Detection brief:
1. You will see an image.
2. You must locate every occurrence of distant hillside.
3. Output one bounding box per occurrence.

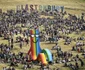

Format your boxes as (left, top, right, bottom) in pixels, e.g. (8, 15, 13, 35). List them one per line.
(0, 0, 85, 14)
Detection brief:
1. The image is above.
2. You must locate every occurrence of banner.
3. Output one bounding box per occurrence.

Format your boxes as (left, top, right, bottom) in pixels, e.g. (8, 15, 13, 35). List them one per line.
(30, 4, 34, 11)
(16, 5, 20, 11)
(43, 5, 48, 11)
(34, 5, 38, 11)
(0, 9, 2, 13)
(61, 6, 64, 12)
(16, 4, 64, 12)
(39, 5, 43, 11)
(55, 6, 60, 12)
(21, 5, 24, 10)
(25, 4, 28, 11)
(48, 5, 51, 11)
(52, 5, 55, 11)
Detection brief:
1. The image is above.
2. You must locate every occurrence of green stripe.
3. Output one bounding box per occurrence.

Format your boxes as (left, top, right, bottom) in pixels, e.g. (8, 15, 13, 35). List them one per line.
(35, 30, 37, 56)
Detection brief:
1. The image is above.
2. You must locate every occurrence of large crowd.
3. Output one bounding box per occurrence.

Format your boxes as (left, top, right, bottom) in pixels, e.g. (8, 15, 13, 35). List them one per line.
(0, 8, 85, 70)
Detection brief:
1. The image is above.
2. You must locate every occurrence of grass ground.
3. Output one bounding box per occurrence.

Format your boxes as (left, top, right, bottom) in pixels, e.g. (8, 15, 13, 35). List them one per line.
(0, 0, 85, 15)
(0, 0, 85, 70)
(0, 25, 85, 70)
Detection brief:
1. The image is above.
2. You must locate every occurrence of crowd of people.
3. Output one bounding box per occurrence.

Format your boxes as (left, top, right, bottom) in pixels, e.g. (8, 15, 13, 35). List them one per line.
(0, 6, 85, 70)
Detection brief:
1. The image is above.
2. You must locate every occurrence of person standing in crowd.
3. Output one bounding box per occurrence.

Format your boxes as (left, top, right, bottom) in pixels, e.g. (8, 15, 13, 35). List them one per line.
(20, 41, 22, 49)
(79, 58, 84, 67)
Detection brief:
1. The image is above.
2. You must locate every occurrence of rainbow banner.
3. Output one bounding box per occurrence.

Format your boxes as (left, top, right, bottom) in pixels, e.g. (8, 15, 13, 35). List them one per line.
(28, 29, 53, 65)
